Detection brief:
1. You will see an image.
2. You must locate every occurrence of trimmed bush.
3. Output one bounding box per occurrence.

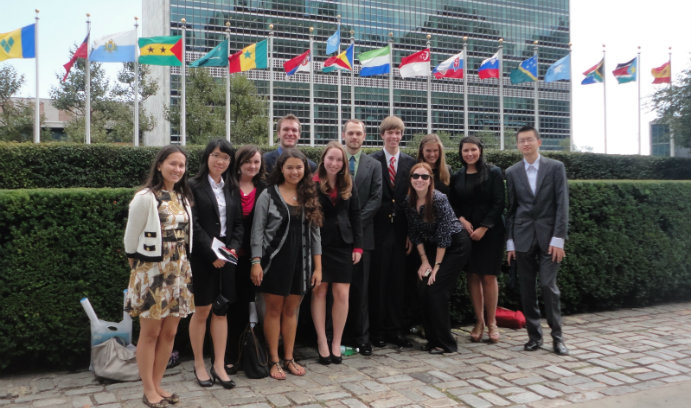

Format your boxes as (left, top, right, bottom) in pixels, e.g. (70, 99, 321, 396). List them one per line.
(1, 143, 689, 189)
(1, 181, 689, 373)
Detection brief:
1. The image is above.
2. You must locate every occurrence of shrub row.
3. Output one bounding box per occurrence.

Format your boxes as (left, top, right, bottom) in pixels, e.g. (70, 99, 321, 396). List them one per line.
(1, 181, 688, 372)
(1, 142, 689, 189)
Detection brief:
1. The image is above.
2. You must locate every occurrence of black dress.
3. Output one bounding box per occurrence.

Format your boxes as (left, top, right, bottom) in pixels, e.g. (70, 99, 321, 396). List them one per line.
(449, 165, 505, 276)
(318, 188, 363, 284)
(259, 204, 305, 296)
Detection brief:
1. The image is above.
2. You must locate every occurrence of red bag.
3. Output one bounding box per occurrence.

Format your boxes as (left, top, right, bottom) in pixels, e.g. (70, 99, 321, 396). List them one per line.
(495, 307, 526, 329)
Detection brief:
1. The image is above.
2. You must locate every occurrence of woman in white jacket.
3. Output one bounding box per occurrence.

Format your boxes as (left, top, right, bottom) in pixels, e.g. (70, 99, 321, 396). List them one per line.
(124, 145, 194, 408)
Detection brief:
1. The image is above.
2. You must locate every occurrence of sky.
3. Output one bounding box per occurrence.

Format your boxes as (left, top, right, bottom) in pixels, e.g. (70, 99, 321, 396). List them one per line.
(2, 0, 690, 155)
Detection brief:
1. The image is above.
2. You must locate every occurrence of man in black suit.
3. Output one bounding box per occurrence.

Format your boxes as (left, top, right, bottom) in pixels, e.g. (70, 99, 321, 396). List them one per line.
(369, 115, 415, 348)
(506, 125, 570, 355)
(263, 114, 316, 174)
(342, 119, 382, 356)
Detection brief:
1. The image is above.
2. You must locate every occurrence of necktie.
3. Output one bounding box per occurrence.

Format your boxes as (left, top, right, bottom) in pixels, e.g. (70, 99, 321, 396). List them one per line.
(349, 156, 356, 176)
(388, 156, 396, 186)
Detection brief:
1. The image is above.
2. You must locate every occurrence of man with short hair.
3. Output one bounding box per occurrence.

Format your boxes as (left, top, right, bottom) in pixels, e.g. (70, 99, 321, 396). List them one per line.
(263, 114, 316, 173)
(342, 119, 382, 356)
(506, 125, 570, 355)
(369, 115, 415, 348)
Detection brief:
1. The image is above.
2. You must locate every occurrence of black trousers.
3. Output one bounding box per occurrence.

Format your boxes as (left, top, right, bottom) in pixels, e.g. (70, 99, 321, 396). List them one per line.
(225, 255, 255, 364)
(516, 239, 563, 342)
(344, 251, 371, 345)
(419, 231, 470, 352)
(370, 223, 407, 339)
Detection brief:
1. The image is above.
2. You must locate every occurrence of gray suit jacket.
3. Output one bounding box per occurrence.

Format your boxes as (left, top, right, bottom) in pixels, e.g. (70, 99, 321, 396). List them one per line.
(352, 153, 382, 251)
(505, 155, 568, 252)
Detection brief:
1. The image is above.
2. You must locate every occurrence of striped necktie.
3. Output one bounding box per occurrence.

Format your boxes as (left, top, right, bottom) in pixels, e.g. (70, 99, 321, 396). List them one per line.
(388, 156, 396, 186)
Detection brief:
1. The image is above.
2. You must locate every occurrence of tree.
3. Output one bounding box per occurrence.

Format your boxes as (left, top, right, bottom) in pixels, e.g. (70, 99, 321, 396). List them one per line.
(166, 70, 268, 145)
(109, 63, 159, 144)
(0, 65, 40, 142)
(650, 67, 691, 149)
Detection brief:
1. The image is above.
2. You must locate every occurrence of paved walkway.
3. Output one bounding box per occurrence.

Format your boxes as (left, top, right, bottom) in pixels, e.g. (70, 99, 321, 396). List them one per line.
(2, 303, 690, 408)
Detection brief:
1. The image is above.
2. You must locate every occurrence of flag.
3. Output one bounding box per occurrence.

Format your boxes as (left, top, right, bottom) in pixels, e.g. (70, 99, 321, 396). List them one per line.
(323, 43, 353, 72)
(433, 50, 464, 79)
(190, 41, 228, 67)
(90, 30, 137, 62)
(326, 27, 340, 55)
(228, 39, 268, 73)
(283, 50, 310, 76)
(358, 45, 390, 77)
(581, 58, 604, 85)
(612, 57, 637, 84)
(478, 52, 500, 79)
(399, 48, 430, 78)
(544, 54, 570, 83)
(651, 61, 671, 84)
(138, 36, 182, 66)
(0, 24, 35, 61)
(510, 55, 538, 84)
(62, 34, 89, 82)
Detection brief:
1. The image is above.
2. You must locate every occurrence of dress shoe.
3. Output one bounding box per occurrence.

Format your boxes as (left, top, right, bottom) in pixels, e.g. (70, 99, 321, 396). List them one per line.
(389, 334, 412, 348)
(162, 393, 180, 405)
(372, 337, 386, 348)
(142, 394, 169, 408)
(523, 338, 543, 351)
(318, 353, 332, 365)
(358, 343, 373, 356)
(553, 340, 570, 355)
(210, 366, 236, 389)
(428, 346, 445, 355)
(330, 353, 343, 364)
(193, 368, 213, 387)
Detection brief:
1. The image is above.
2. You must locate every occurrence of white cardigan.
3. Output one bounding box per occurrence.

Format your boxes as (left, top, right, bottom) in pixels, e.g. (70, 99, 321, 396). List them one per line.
(124, 189, 193, 262)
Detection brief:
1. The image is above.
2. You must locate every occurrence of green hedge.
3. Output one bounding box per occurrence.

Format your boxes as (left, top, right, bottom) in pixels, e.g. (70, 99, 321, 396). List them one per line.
(1, 142, 689, 189)
(1, 181, 689, 373)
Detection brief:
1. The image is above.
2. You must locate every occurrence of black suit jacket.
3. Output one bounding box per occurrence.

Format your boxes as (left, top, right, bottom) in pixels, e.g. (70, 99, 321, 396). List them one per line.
(318, 187, 363, 250)
(370, 150, 415, 237)
(263, 149, 317, 175)
(449, 164, 505, 229)
(352, 153, 382, 250)
(190, 177, 244, 264)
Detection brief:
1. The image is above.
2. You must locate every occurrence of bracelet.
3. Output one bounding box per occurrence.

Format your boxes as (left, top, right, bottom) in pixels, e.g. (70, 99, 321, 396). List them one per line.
(435, 262, 442, 266)
(250, 259, 260, 265)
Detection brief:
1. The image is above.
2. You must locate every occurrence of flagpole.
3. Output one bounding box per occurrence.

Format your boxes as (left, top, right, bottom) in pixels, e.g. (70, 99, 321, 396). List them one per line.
(309, 27, 315, 146)
(463, 36, 468, 138)
(426, 34, 432, 134)
(134, 17, 140, 146)
(498, 38, 504, 150)
(602, 44, 607, 154)
(668, 47, 674, 157)
(180, 18, 187, 146)
(388, 32, 394, 116)
(337, 15, 342, 138)
(33, 9, 40, 144)
(350, 29, 355, 126)
(225, 21, 231, 142)
(84, 14, 91, 144)
(268, 24, 274, 147)
(533, 40, 539, 132)
(637, 45, 641, 155)
(569, 43, 573, 152)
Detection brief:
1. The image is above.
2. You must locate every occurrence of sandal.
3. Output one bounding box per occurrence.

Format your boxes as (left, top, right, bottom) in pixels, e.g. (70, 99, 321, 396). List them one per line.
(488, 324, 500, 343)
(283, 359, 306, 376)
(470, 322, 484, 343)
(269, 361, 286, 380)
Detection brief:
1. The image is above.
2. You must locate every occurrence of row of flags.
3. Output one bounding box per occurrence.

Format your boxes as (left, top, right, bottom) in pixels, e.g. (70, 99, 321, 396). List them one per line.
(581, 57, 671, 85)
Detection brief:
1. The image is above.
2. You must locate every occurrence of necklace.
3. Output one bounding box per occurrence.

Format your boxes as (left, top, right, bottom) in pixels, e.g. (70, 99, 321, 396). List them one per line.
(279, 186, 298, 202)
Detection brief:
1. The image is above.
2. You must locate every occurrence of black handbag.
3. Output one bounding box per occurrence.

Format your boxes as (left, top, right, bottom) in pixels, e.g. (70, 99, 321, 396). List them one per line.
(212, 268, 230, 316)
(238, 324, 269, 379)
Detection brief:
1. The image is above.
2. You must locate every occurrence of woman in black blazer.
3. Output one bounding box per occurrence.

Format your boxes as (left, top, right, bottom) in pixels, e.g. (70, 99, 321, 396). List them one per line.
(449, 136, 505, 344)
(311, 141, 363, 364)
(188, 139, 243, 389)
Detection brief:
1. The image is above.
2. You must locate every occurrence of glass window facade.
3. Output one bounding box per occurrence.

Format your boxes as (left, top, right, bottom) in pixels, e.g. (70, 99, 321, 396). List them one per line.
(163, 0, 571, 149)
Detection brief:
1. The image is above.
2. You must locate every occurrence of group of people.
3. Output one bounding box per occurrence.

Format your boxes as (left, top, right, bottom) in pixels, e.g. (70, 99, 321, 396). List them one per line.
(123, 114, 569, 408)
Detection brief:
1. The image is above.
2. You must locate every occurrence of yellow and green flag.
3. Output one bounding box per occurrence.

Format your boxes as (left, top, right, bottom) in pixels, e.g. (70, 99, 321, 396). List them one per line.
(0, 24, 36, 61)
(228, 39, 267, 73)
(138, 35, 182, 66)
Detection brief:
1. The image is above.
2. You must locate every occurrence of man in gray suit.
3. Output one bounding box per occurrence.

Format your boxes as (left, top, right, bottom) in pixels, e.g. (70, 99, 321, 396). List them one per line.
(506, 125, 569, 355)
(342, 119, 382, 356)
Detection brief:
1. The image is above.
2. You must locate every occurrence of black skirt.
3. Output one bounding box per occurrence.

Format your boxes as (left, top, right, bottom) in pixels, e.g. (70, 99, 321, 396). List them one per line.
(322, 246, 353, 283)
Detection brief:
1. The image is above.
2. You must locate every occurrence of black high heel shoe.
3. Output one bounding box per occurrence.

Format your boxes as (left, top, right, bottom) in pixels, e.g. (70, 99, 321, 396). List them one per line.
(194, 368, 213, 387)
(330, 352, 342, 364)
(318, 353, 332, 365)
(210, 366, 236, 389)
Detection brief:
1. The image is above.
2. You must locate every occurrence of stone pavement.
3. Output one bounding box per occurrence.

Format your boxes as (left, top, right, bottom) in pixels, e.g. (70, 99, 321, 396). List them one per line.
(2, 302, 690, 408)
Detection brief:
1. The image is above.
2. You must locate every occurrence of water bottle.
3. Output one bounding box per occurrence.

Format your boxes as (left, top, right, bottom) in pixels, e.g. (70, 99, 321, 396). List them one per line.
(340, 345, 359, 356)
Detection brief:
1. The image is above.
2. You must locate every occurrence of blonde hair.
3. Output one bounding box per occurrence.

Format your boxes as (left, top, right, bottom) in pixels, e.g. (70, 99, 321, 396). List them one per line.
(317, 141, 353, 200)
(417, 133, 450, 186)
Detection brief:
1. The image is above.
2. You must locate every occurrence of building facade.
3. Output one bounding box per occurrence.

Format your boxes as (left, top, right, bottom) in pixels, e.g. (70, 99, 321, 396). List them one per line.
(144, 0, 571, 149)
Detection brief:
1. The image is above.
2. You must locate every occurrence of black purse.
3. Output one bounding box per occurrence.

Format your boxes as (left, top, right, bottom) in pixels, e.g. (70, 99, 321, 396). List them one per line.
(238, 324, 269, 379)
(212, 268, 230, 316)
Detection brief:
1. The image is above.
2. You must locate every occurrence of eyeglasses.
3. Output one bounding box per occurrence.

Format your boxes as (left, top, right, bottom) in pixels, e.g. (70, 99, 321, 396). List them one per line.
(410, 173, 431, 180)
(211, 153, 231, 162)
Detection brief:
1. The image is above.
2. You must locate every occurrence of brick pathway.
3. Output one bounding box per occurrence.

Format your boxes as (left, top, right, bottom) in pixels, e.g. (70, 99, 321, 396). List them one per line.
(1, 302, 689, 407)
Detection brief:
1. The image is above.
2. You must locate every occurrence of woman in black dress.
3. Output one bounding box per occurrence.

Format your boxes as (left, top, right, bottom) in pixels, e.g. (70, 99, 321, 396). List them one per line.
(406, 162, 471, 354)
(250, 149, 322, 380)
(311, 141, 363, 365)
(449, 136, 505, 343)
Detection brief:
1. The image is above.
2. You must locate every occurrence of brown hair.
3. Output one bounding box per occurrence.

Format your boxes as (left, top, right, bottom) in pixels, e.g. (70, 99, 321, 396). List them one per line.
(407, 162, 435, 223)
(141, 145, 193, 203)
(317, 141, 353, 200)
(417, 133, 450, 186)
(230, 144, 265, 188)
(267, 148, 322, 227)
(276, 113, 301, 134)
(342, 118, 365, 134)
(379, 115, 405, 135)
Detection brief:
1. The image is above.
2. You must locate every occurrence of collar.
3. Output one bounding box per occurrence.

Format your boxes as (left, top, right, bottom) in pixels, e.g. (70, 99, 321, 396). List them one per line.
(208, 174, 225, 189)
(523, 154, 541, 171)
(346, 151, 362, 161)
(384, 149, 400, 164)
